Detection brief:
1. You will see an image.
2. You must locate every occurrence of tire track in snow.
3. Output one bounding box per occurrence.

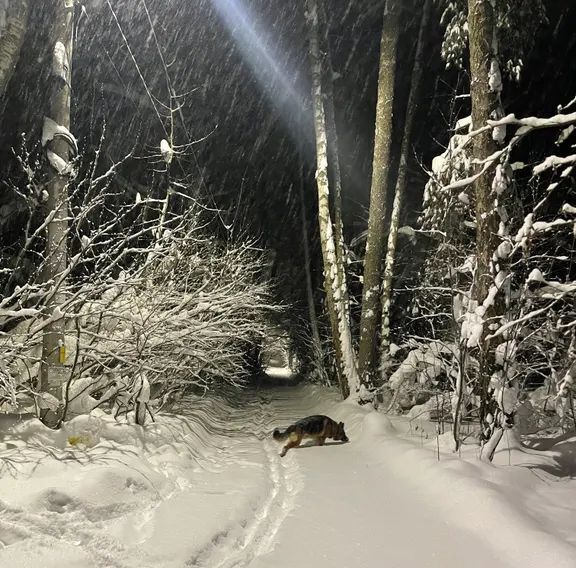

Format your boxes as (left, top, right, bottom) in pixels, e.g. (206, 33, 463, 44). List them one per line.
(252, 440, 302, 559)
(186, 441, 301, 568)
(186, 391, 303, 568)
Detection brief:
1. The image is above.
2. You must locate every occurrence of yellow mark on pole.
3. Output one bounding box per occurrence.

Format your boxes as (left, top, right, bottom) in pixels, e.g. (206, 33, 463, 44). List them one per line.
(59, 344, 66, 364)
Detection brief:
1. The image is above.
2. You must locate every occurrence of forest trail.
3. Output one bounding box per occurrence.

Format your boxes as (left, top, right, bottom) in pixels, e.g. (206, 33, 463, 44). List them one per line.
(180, 384, 575, 568)
(174, 384, 569, 568)
(248, 414, 503, 568)
(1, 384, 575, 568)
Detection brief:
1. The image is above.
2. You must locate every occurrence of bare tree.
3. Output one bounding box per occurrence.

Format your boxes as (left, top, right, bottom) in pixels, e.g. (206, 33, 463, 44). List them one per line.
(380, 0, 432, 372)
(467, 0, 506, 450)
(39, 0, 76, 426)
(318, 1, 351, 332)
(305, 0, 359, 399)
(357, 0, 400, 395)
(297, 150, 322, 353)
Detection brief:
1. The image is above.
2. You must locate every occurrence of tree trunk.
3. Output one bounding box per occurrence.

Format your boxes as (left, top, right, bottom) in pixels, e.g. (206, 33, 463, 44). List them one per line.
(0, 0, 29, 99)
(318, 0, 351, 329)
(305, 0, 359, 400)
(380, 0, 431, 372)
(453, 339, 467, 451)
(467, 0, 500, 434)
(297, 145, 322, 354)
(40, 0, 75, 427)
(357, 0, 400, 395)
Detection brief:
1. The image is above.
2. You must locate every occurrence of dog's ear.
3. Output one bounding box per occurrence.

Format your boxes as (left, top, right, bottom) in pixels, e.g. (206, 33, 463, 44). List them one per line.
(339, 422, 344, 428)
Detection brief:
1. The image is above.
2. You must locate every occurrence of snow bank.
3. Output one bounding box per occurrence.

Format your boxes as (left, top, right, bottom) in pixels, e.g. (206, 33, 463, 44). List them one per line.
(355, 413, 576, 568)
(0, 388, 301, 567)
(290, 393, 576, 568)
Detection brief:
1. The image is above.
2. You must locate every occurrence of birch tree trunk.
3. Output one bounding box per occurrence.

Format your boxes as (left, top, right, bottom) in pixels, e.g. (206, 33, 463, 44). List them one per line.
(0, 0, 29, 99)
(380, 0, 431, 372)
(40, 0, 75, 427)
(305, 0, 359, 400)
(467, 0, 500, 434)
(357, 0, 399, 395)
(318, 0, 351, 328)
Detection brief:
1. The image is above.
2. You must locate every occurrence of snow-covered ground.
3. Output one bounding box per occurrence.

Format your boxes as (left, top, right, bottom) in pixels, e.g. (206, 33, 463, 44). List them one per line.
(1, 383, 575, 568)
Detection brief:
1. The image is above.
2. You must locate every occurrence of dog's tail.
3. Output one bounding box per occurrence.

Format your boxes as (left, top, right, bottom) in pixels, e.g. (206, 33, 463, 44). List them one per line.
(272, 427, 290, 441)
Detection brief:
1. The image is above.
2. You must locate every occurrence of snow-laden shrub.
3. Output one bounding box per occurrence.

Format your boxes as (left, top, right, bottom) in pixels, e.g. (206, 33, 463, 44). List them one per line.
(0, 140, 281, 422)
(77, 234, 279, 393)
(384, 340, 476, 421)
(388, 341, 454, 393)
(402, 105, 576, 449)
(0, 220, 280, 420)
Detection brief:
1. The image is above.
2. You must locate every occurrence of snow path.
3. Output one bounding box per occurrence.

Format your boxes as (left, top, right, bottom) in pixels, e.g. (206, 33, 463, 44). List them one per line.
(251, 435, 502, 568)
(183, 390, 304, 568)
(250, 390, 504, 568)
(1, 384, 575, 568)
(0, 387, 308, 568)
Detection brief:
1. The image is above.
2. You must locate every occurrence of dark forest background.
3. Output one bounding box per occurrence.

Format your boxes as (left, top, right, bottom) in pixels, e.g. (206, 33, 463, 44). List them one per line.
(1, 1, 575, 412)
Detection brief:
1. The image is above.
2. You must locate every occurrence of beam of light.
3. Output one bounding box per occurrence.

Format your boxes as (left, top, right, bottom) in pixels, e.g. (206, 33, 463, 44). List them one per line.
(209, 0, 308, 130)
(211, 0, 366, 204)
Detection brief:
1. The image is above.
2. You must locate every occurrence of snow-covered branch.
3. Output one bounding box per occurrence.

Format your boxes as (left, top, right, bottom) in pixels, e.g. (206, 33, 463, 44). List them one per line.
(0, 143, 281, 421)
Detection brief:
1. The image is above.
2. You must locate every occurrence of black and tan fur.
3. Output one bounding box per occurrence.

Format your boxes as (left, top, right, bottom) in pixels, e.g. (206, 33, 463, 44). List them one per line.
(272, 415, 348, 457)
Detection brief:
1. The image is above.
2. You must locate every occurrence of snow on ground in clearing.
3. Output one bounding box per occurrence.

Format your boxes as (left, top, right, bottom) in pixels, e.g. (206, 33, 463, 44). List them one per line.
(1, 384, 575, 568)
(0, 392, 283, 568)
(262, 365, 295, 379)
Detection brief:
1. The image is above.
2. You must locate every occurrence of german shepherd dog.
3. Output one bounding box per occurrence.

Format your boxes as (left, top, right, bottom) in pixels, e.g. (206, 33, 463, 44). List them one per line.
(272, 415, 349, 457)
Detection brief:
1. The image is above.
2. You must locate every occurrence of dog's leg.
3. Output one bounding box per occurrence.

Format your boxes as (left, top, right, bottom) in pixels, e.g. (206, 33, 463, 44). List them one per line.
(280, 433, 301, 457)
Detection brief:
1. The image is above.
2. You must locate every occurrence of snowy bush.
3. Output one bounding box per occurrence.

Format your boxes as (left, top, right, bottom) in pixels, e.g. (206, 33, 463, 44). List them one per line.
(402, 102, 576, 449)
(0, 142, 281, 423)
